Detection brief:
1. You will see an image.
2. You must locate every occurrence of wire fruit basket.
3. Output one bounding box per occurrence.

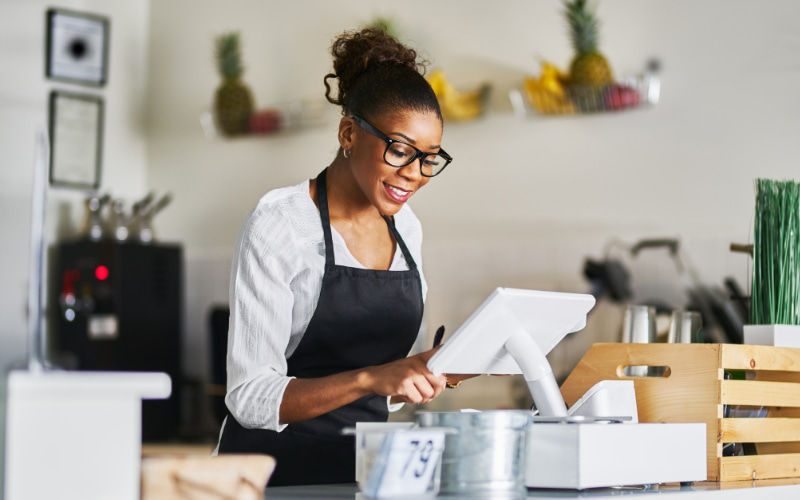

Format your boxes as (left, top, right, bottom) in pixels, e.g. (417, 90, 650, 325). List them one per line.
(510, 74, 660, 117)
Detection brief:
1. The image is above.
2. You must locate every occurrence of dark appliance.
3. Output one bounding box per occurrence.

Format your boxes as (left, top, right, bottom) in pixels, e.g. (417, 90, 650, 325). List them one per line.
(54, 240, 182, 441)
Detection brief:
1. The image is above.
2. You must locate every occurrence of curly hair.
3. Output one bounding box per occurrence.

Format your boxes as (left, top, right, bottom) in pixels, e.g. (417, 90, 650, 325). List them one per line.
(324, 28, 441, 122)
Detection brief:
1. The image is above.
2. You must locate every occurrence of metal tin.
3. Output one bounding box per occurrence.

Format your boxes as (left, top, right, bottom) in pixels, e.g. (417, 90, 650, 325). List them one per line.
(621, 305, 657, 344)
(667, 310, 703, 343)
(416, 411, 531, 497)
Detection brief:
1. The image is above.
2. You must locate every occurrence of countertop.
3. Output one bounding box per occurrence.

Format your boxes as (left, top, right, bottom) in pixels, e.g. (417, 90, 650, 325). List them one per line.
(264, 479, 800, 499)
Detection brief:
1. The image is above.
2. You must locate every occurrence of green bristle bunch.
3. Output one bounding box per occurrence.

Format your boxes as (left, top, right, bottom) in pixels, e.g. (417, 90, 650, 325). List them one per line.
(366, 16, 400, 40)
(215, 32, 244, 81)
(565, 0, 600, 55)
(751, 179, 800, 325)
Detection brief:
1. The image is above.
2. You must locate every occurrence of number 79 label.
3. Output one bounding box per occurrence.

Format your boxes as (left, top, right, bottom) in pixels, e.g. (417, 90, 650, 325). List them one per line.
(363, 430, 446, 498)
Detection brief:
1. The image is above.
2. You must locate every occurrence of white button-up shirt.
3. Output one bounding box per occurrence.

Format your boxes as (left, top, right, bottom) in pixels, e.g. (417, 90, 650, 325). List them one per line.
(223, 179, 427, 435)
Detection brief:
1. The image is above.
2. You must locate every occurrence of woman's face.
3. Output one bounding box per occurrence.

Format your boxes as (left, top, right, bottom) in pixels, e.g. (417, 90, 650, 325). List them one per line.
(346, 110, 443, 216)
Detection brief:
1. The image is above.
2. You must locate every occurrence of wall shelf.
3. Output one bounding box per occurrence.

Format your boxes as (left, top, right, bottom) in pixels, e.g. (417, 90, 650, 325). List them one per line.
(199, 99, 335, 140)
(509, 74, 660, 119)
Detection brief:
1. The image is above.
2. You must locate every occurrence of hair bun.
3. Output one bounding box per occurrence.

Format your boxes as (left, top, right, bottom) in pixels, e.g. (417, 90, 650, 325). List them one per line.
(324, 28, 427, 108)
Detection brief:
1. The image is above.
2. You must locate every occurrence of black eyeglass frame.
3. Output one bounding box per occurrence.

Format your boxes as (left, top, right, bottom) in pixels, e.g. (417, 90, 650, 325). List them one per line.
(348, 114, 452, 177)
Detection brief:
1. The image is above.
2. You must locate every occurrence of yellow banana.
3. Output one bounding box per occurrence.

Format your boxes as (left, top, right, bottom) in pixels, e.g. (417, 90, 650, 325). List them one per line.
(524, 62, 574, 115)
(427, 69, 489, 122)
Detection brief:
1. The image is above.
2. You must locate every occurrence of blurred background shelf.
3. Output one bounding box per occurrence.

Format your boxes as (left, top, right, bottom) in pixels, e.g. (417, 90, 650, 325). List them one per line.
(510, 73, 660, 118)
(200, 99, 335, 140)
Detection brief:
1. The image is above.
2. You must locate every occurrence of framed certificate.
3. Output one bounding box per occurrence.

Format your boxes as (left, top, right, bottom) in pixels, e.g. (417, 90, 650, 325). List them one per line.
(46, 8, 110, 86)
(49, 91, 104, 190)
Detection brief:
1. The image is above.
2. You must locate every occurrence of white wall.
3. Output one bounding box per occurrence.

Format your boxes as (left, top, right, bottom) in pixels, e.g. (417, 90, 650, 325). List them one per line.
(0, 0, 151, 487)
(145, 0, 800, 409)
(147, 0, 800, 247)
(0, 0, 796, 454)
(3, 0, 788, 439)
(0, 0, 151, 366)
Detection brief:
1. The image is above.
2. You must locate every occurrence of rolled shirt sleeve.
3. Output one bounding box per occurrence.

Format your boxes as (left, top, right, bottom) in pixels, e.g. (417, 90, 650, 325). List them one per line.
(225, 203, 300, 432)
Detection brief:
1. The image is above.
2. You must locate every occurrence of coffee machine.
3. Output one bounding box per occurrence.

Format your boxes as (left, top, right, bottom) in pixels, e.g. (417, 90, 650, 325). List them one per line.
(54, 240, 182, 441)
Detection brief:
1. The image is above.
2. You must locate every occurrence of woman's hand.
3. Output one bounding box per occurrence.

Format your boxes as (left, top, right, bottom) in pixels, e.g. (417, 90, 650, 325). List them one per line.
(443, 373, 480, 387)
(362, 349, 446, 404)
(279, 349, 445, 424)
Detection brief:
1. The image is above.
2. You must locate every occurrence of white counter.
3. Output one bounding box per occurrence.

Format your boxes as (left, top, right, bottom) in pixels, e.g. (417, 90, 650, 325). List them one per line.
(264, 479, 800, 499)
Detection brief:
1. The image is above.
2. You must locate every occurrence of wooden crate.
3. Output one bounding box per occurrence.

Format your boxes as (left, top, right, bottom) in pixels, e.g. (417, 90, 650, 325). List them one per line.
(560, 343, 800, 482)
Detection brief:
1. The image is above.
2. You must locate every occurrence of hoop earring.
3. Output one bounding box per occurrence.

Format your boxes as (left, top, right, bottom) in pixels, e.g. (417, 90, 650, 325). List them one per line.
(343, 149, 351, 159)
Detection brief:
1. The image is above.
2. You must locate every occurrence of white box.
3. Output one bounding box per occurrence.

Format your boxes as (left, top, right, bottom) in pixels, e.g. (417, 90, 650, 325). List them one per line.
(4, 370, 171, 500)
(744, 324, 800, 348)
(525, 422, 706, 489)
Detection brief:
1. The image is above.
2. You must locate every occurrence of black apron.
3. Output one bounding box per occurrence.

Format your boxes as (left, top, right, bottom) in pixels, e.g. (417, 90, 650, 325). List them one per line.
(218, 168, 424, 486)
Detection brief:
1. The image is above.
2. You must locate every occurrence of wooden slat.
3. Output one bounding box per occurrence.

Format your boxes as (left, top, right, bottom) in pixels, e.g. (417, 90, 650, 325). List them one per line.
(722, 344, 800, 372)
(561, 343, 722, 408)
(756, 442, 800, 455)
(767, 407, 800, 418)
(721, 453, 800, 481)
(721, 380, 800, 407)
(721, 418, 800, 443)
(756, 370, 800, 383)
(696, 477, 800, 489)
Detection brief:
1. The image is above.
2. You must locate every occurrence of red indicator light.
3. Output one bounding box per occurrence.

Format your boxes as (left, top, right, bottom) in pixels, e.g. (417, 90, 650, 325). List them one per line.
(95, 265, 109, 281)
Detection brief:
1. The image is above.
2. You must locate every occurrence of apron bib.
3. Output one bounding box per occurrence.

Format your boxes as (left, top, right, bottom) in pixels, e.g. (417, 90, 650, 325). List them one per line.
(218, 168, 424, 486)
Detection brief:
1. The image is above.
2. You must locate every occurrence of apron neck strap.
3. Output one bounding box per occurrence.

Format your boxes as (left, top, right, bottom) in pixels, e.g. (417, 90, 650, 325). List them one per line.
(316, 168, 417, 271)
(382, 215, 417, 270)
(315, 169, 336, 268)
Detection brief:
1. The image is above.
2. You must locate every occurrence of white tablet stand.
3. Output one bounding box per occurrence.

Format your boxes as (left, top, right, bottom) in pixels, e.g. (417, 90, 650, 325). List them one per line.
(427, 288, 709, 489)
(427, 288, 595, 417)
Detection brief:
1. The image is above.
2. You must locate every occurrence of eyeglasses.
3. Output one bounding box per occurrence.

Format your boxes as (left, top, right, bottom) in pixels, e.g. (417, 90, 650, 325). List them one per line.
(348, 115, 452, 177)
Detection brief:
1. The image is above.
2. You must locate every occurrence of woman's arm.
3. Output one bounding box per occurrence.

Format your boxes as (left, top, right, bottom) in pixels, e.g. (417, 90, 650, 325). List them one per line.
(279, 348, 445, 424)
(226, 202, 307, 431)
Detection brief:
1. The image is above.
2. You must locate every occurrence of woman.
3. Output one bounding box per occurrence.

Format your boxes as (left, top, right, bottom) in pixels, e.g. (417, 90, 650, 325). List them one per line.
(216, 28, 463, 486)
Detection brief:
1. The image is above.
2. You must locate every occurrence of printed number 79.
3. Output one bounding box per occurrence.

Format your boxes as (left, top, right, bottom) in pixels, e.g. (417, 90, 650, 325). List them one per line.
(402, 439, 435, 478)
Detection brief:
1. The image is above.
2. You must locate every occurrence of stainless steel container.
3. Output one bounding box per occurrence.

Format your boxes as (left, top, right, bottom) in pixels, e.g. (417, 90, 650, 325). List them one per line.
(621, 305, 657, 344)
(667, 310, 703, 343)
(416, 411, 531, 497)
(621, 305, 657, 376)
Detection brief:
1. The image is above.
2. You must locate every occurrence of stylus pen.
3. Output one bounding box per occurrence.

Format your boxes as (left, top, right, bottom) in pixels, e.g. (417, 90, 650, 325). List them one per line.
(432, 325, 445, 348)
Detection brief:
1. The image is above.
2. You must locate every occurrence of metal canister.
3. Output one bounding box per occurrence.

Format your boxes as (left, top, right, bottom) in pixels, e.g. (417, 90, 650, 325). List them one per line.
(416, 411, 531, 497)
(667, 310, 703, 343)
(621, 305, 657, 344)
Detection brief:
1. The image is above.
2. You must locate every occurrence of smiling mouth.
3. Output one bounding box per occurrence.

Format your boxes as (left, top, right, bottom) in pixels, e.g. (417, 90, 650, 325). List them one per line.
(383, 182, 411, 202)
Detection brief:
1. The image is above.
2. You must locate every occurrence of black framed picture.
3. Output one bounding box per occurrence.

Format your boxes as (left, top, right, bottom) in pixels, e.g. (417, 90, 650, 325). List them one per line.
(46, 8, 110, 86)
(49, 91, 104, 190)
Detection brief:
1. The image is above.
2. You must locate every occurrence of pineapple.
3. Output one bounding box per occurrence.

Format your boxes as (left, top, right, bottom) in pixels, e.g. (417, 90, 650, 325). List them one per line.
(367, 16, 400, 40)
(213, 32, 254, 136)
(564, 0, 614, 86)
